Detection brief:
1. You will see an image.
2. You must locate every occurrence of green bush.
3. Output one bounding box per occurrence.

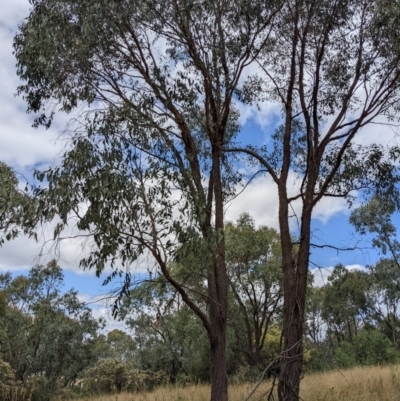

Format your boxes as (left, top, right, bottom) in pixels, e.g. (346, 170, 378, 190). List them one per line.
(303, 344, 335, 373)
(334, 341, 357, 369)
(334, 329, 398, 369)
(0, 359, 29, 401)
(26, 376, 67, 401)
(353, 329, 398, 365)
(81, 358, 167, 395)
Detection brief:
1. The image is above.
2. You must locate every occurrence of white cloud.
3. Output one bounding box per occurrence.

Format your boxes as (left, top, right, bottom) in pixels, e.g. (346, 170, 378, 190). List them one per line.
(225, 173, 350, 230)
(311, 263, 367, 287)
(77, 292, 130, 332)
(225, 175, 281, 229)
(235, 99, 281, 135)
(0, 212, 160, 276)
(313, 197, 350, 224)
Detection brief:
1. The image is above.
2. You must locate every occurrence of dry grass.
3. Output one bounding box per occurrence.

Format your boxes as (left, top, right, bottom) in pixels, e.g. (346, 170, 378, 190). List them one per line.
(302, 365, 400, 401)
(74, 364, 400, 401)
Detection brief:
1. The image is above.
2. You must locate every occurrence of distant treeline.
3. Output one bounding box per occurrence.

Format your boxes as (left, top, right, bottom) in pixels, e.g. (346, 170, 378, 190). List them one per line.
(1, 215, 400, 400)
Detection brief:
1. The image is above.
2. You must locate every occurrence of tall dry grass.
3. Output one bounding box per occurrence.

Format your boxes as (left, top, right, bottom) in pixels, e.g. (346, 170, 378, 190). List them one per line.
(73, 364, 400, 401)
(302, 365, 400, 401)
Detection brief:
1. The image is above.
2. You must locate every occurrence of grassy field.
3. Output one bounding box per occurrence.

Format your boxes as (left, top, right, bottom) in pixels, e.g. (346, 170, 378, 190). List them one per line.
(75, 364, 400, 401)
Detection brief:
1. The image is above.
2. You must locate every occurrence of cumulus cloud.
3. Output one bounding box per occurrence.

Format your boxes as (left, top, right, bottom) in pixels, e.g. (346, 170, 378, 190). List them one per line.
(225, 173, 351, 230)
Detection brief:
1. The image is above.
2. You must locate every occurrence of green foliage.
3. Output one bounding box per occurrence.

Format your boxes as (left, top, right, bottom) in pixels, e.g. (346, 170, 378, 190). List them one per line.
(0, 261, 102, 401)
(0, 162, 36, 245)
(123, 290, 210, 383)
(225, 213, 283, 367)
(322, 265, 371, 344)
(7, 0, 277, 288)
(0, 359, 25, 401)
(334, 341, 357, 369)
(352, 330, 398, 366)
(350, 196, 400, 261)
(303, 343, 335, 373)
(261, 326, 282, 362)
(304, 252, 400, 374)
(349, 197, 400, 345)
(8, 2, 400, 399)
(81, 358, 167, 395)
(334, 330, 398, 369)
(117, 214, 284, 383)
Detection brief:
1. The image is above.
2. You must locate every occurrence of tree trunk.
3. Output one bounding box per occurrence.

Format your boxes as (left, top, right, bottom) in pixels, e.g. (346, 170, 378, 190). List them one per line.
(208, 258, 228, 401)
(278, 275, 305, 401)
(209, 321, 228, 401)
(208, 145, 228, 401)
(278, 203, 311, 401)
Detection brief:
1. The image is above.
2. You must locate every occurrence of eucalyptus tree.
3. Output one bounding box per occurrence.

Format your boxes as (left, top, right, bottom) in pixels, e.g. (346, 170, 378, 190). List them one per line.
(0, 261, 101, 400)
(350, 196, 400, 265)
(9, 1, 283, 400)
(8, 1, 400, 400)
(322, 265, 371, 344)
(350, 195, 400, 346)
(367, 259, 400, 347)
(225, 213, 283, 367)
(223, 1, 400, 398)
(0, 162, 34, 245)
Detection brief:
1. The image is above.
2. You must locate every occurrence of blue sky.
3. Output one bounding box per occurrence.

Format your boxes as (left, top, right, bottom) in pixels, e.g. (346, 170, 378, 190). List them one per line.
(0, 0, 398, 322)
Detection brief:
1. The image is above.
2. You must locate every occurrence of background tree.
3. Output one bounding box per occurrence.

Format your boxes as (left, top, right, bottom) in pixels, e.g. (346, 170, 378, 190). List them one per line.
(369, 259, 400, 347)
(225, 213, 283, 368)
(322, 265, 371, 345)
(118, 213, 285, 383)
(0, 262, 101, 401)
(305, 285, 325, 347)
(105, 329, 137, 362)
(350, 196, 400, 346)
(120, 277, 210, 383)
(350, 196, 400, 265)
(303, 261, 400, 373)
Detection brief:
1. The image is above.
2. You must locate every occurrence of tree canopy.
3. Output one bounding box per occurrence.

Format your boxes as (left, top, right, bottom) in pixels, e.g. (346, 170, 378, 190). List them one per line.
(3, 1, 400, 400)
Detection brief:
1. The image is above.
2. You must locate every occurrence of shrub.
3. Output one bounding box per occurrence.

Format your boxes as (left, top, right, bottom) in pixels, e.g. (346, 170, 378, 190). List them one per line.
(352, 329, 398, 365)
(334, 341, 357, 369)
(81, 358, 167, 395)
(334, 329, 398, 369)
(303, 343, 335, 373)
(0, 359, 29, 401)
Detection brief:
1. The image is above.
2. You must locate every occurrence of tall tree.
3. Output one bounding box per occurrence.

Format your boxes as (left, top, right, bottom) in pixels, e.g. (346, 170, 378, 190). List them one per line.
(350, 196, 400, 346)
(224, 1, 400, 398)
(5, 1, 400, 400)
(8, 2, 283, 400)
